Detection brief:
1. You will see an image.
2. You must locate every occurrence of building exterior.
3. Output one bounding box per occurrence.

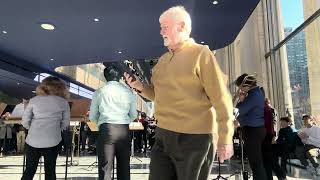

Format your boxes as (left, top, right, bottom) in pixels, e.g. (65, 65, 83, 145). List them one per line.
(284, 28, 310, 128)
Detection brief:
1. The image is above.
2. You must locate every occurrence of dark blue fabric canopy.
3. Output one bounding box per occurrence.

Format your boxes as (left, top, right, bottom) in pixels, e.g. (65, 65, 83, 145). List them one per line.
(0, 0, 260, 98)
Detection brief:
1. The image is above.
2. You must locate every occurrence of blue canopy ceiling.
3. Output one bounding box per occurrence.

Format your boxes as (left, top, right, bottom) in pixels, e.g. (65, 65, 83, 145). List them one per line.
(0, 0, 260, 99)
(0, 0, 260, 72)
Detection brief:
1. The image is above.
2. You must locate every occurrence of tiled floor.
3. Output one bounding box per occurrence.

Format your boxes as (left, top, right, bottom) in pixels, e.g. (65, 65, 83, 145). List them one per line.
(0, 153, 318, 180)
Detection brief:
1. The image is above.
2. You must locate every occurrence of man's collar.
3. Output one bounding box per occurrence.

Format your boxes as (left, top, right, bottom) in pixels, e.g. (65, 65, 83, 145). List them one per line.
(168, 38, 195, 54)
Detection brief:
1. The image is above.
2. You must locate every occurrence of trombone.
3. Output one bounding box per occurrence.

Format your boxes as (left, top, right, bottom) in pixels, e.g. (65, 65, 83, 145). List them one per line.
(232, 74, 257, 105)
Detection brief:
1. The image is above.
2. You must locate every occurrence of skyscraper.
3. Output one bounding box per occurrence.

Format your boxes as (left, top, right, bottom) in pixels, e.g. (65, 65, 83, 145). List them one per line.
(285, 28, 310, 128)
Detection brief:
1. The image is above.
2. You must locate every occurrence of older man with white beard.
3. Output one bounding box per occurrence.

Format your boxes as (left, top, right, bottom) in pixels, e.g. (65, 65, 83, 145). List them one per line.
(124, 6, 234, 180)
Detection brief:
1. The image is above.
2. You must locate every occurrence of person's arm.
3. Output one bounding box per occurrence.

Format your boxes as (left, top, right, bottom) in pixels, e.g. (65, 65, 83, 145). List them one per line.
(298, 128, 309, 140)
(196, 47, 234, 145)
(139, 84, 155, 101)
(89, 91, 100, 124)
(128, 94, 138, 121)
(61, 101, 70, 131)
(123, 72, 155, 101)
(21, 99, 33, 129)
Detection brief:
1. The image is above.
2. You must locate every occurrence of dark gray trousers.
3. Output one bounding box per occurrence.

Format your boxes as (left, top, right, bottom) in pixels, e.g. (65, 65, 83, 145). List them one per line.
(242, 126, 267, 180)
(21, 143, 61, 180)
(97, 123, 130, 180)
(149, 127, 214, 180)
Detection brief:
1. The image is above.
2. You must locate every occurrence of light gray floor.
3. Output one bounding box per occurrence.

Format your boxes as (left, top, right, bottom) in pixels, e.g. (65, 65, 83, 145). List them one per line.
(0, 154, 317, 180)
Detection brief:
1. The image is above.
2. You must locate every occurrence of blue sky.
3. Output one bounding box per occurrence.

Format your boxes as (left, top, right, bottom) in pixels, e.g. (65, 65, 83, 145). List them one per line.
(281, 0, 304, 29)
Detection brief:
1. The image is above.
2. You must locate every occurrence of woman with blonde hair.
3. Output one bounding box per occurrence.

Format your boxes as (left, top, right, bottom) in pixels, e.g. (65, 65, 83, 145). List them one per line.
(21, 76, 70, 180)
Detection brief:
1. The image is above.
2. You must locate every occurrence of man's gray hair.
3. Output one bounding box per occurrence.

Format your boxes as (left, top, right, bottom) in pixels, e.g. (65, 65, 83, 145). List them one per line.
(159, 6, 192, 36)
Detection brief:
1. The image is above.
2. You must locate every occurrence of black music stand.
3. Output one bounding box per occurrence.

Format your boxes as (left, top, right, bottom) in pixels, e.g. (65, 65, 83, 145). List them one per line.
(212, 156, 228, 180)
(228, 129, 250, 180)
(62, 128, 73, 179)
(86, 122, 99, 170)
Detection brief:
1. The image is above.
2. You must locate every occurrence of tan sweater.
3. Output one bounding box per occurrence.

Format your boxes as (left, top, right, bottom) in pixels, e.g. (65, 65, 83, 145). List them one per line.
(141, 39, 234, 144)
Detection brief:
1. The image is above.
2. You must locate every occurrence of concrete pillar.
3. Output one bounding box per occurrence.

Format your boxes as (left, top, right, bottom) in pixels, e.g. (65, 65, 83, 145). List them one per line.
(303, 0, 320, 116)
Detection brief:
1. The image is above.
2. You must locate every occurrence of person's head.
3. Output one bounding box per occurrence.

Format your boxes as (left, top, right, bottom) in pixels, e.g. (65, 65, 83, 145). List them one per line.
(104, 66, 120, 82)
(280, 117, 292, 128)
(235, 73, 257, 92)
(22, 99, 29, 109)
(159, 6, 192, 50)
(302, 114, 314, 128)
(36, 76, 70, 99)
(141, 112, 146, 118)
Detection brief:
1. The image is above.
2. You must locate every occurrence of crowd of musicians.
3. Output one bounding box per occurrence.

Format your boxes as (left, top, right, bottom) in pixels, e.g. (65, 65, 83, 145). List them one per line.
(0, 5, 320, 180)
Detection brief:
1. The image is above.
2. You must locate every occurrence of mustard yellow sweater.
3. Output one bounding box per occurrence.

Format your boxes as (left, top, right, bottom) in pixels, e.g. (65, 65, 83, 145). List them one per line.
(141, 39, 234, 144)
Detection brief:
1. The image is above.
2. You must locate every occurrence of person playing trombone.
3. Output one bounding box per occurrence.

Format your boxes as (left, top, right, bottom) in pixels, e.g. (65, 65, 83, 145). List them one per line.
(235, 73, 267, 180)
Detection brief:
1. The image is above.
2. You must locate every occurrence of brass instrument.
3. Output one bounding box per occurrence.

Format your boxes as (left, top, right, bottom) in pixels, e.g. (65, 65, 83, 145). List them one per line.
(232, 74, 257, 105)
(232, 74, 257, 128)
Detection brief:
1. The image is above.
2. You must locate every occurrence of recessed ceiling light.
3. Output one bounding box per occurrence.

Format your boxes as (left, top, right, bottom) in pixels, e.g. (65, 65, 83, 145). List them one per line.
(50, 58, 54, 61)
(201, 41, 205, 44)
(17, 82, 20, 85)
(2, 31, 7, 34)
(94, 18, 100, 22)
(41, 23, 55, 30)
(118, 51, 122, 54)
(32, 90, 36, 93)
(212, 1, 218, 5)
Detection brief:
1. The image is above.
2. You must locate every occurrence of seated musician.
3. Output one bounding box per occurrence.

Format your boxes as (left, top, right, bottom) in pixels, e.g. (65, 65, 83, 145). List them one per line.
(271, 117, 304, 178)
(0, 112, 14, 155)
(136, 112, 148, 153)
(299, 114, 320, 175)
(147, 116, 157, 149)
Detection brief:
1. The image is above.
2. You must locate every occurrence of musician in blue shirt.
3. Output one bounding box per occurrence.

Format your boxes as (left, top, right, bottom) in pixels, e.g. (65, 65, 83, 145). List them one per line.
(89, 66, 137, 180)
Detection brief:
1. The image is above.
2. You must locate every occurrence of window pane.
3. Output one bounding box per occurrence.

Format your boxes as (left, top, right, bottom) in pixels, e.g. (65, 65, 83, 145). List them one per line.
(280, 0, 320, 40)
(281, 16, 320, 129)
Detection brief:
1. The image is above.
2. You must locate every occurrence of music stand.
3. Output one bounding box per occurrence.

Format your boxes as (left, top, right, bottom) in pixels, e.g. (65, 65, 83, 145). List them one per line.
(228, 129, 250, 180)
(86, 122, 99, 170)
(212, 157, 228, 180)
(63, 128, 72, 180)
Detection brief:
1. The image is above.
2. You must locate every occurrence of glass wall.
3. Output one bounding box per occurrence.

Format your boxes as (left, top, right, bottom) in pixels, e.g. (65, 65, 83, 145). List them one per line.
(55, 63, 106, 90)
(280, 0, 320, 39)
(273, 0, 320, 129)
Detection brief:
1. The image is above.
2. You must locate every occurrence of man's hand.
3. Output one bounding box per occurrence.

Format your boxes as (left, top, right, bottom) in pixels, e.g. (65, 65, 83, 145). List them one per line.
(124, 72, 144, 92)
(217, 144, 234, 163)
